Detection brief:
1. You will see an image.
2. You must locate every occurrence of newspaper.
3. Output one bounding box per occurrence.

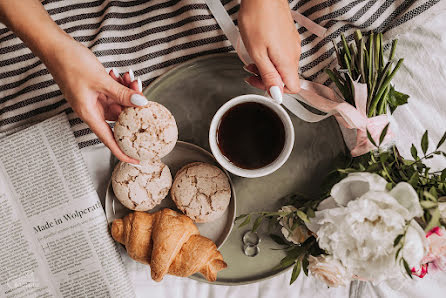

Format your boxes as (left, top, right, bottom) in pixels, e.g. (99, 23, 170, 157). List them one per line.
(0, 114, 135, 298)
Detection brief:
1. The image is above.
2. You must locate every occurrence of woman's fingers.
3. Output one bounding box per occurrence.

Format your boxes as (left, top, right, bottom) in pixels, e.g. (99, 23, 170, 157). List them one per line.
(243, 64, 260, 76)
(252, 53, 284, 102)
(83, 112, 139, 164)
(129, 80, 140, 92)
(245, 76, 297, 94)
(274, 60, 300, 94)
(270, 43, 301, 93)
(244, 51, 301, 94)
(104, 103, 123, 121)
(109, 68, 125, 85)
(122, 72, 132, 86)
(101, 75, 148, 107)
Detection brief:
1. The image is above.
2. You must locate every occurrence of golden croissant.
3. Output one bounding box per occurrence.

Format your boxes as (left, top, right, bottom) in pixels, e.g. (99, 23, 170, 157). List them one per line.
(111, 209, 227, 282)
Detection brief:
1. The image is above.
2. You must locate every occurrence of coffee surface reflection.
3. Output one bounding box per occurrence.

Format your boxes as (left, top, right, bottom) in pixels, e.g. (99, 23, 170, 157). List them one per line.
(217, 102, 285, 169)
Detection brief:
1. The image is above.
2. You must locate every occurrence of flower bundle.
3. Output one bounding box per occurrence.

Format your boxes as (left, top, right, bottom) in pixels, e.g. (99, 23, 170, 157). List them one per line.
(326, 30, 409, 117)
(236, 132, 446, 286)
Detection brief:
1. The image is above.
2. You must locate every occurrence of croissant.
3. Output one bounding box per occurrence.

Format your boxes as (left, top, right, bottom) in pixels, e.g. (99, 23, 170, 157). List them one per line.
(111, 208, 227, 282)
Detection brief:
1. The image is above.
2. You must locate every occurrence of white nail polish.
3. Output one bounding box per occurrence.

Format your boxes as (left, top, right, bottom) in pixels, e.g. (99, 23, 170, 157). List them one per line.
(137, 77, 143, 92)
(269, 86, 283, 104)
(112, 68, 120, 77)
(129, 69, 135, 81)
(130, 94, 148, 106)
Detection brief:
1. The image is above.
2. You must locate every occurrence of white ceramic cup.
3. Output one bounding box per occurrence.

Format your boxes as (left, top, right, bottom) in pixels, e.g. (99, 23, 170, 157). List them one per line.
(209, 94, 295, 178)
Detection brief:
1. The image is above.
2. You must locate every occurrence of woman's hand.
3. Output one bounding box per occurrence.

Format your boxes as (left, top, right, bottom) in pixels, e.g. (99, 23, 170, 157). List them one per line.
(238, 0, 301, 101)
(45, 38, 147, 164)
(0, 0, 148, 164)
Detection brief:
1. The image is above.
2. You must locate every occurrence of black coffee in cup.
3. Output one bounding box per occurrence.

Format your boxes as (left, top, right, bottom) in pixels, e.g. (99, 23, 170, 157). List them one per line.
(216, 102, 286, 169)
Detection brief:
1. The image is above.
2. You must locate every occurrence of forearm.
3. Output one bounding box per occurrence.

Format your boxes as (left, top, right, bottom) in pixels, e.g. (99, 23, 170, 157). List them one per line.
(0, 0, 73, 67)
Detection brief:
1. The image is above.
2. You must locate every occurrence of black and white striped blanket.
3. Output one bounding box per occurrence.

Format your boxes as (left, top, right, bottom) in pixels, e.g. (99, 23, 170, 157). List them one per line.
(0, 0, 441, 148)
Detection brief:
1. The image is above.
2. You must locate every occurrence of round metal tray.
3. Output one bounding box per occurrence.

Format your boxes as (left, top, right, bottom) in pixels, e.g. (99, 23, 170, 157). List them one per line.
(142, 53, 345, 285)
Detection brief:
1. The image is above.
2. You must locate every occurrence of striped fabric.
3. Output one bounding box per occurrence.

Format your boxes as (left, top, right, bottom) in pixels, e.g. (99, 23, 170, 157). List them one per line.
(0, 0, 441, 149)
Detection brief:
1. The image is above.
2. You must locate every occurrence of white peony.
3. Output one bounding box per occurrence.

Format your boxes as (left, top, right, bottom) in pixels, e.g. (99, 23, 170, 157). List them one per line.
(307, 173, 427, 283)
(278, 206, 311, 244)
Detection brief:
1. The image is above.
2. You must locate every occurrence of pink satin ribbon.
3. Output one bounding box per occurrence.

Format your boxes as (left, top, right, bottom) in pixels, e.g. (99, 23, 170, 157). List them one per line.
(206, 0, 391, 157)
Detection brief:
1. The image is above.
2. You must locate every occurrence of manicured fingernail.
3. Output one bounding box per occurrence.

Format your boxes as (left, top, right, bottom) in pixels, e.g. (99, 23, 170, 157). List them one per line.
(137, 77, 143, 92)
(269, 86, 283, 104)
(130, 94, 148, 106)
(129, 69, 135, 81)
(112, 68, 120, 77)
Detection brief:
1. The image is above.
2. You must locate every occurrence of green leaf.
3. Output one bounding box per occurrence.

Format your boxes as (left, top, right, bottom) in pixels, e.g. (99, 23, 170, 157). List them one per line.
(410, 144, 418, 160)
(395, 246, 402, 261)
(402, 258, 413, 279)
(386, 182, 393, 190)
(235, 214, 248, 222)
(387, 85, 409, 113)
(238, 215, 251, 228)
(393, 234, 404, 247)
(420, 200, 438, 209)
(379, 123, 390, 145)
(306, 208, 316, 218)
(429, 187, 438, 198)
(290, 261, 302, 285)
(367, 163, 381, 172)
(423, 191, 437, 202)
(421, 131, 429, 155)
(367, 129, 377, 147)
(270, 234, 287, 246)
(287, 245, 305, 259)
(296, 210, 309, 223)
(302, 257, 309, 276)
(380, 152, 390, 163)
(441, 169, 446, 182)
(252, 216, 263, 232)
(280, 255, 297, 268)
(437, 131, 446, 149)
(425, 208, 441, 232)
(408, 172, 419, 188)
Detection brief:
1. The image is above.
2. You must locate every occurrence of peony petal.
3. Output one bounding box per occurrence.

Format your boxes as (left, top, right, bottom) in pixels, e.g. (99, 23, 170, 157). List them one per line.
(402, 221, 428, 268)
(356, 191, 411, 221)
(389, 182, 423, 219)
(331, 173, 388, 206)
(317, 197, 337, 211)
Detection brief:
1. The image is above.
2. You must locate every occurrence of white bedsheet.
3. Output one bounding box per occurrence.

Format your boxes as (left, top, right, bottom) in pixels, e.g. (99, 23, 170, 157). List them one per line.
(81, 11, 446, 298)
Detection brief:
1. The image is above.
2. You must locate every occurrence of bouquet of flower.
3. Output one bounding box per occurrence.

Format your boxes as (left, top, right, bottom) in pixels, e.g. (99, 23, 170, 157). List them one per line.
(236, 131, 446, 286)
(235, 30, 446, 287)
